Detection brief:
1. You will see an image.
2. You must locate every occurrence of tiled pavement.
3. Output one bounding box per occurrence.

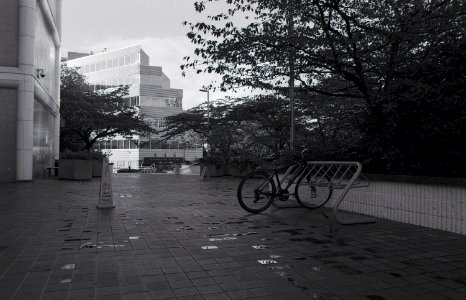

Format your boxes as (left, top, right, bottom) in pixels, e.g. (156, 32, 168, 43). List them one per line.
(0, 173, 465, 300)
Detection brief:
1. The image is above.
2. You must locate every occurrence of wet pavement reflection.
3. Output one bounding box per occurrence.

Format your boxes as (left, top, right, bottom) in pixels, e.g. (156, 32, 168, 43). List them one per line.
(0, 174, 464, 300)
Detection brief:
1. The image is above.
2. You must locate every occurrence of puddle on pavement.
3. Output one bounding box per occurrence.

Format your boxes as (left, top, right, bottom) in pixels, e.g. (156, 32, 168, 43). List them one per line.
(209, 237, 237, 241)
(176, 226, 194, 232)
(129, 236, 141, 240)
(312, 266, 321, 272)
(349, 255, 368, 261)
(201, 246, 218, 250)
(59, 279, 72, 284)
(289, 237, 331, 244)
(80, 242, 125, 249)
(65, 238, 90, 242)
(248, 225, 271, 229)
(258, 259, 277, 265)
(270, 255, 282, 258)
(225, 221, 249, 224)
(365, 248, 377, 253)
(293, 257, 307, 260)
(329, 264, 362, 275)
(272, 229, 304, 235)
(252, 245, 268, 249)
(275, 272, 308, 290)
(389, 272, 402, 277)
(232, 232, 258, 236)
(310, 250, 354, 259)
(204, 233, 230, 237)
(267, 264, 293, 270)
(61, 264, 75, 270)
(366, 295, 386, 300)
(174, 222, 185, 224)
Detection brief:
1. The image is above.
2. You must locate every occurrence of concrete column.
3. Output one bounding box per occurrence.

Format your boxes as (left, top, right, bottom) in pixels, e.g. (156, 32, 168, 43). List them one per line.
(52, 0, 62, 160)
(17, 0, 36, 180)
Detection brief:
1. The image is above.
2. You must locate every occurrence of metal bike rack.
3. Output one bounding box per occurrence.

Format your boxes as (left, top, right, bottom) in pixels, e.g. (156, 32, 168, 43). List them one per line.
(304, 161, 375, 225)
(271, 165, 303, 209)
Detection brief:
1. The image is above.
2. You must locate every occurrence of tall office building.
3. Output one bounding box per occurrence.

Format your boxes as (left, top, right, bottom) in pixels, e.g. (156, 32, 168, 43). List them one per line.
(0, 0, 62, 181)
(67, 45, 202, 169)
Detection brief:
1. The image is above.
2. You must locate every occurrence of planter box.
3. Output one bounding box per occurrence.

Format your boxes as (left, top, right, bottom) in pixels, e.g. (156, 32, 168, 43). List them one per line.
(58, 159, 93, 180)
(92, 160, 103, 177)
(230, 163, 255, 178)
(200, 162, 224, 177)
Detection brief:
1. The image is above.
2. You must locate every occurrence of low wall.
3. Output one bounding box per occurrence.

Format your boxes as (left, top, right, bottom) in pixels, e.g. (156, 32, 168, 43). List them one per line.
(328, 175, 466, 235)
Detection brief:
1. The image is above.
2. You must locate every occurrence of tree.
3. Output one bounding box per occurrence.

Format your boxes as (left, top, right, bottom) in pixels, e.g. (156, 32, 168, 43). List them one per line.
(183, 0, 466, 176)
(60, 63, 153, 151)
(161, 99, 245, 160)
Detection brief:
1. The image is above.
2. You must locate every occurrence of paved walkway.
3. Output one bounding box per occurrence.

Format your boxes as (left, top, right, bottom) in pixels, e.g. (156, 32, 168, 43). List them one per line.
(0, 173, 465, 300)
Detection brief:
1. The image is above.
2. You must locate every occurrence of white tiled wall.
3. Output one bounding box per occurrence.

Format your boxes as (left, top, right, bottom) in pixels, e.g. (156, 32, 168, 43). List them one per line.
(328, 179, 466, 235)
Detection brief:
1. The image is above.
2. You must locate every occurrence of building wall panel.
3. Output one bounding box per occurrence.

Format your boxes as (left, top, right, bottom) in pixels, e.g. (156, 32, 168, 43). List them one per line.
(0, 88, 17, 180)
(0, 0, 18, 67)
(32, 99, 55, 178)
(35, 7, 57, 96)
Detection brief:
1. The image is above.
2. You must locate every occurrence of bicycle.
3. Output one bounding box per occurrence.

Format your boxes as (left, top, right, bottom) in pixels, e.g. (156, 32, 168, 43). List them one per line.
(237, 149, 333, 213)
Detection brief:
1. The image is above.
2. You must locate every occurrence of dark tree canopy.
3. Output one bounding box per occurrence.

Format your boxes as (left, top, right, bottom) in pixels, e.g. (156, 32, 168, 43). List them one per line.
(60, 63, 153, 151)
(181, 0, 466, 177)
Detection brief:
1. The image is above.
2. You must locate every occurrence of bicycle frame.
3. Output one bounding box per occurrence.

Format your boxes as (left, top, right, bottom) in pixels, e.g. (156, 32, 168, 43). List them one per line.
(271, 160, 308, 197)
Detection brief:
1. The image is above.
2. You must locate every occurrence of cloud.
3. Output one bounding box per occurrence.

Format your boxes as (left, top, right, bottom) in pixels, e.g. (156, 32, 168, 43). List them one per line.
(64, 35, 253, 109)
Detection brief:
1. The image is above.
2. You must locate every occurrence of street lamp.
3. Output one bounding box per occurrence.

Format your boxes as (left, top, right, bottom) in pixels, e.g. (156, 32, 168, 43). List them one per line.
(199, 89, 210, 153)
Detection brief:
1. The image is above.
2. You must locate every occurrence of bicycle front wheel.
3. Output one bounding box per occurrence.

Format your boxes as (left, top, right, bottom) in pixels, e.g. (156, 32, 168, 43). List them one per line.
(237, 171, 275, 213)
(295, 176, 332, 209)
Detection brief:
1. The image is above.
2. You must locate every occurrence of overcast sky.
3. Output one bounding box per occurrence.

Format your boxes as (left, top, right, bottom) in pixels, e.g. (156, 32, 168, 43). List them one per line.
(62, 0, 250, 109)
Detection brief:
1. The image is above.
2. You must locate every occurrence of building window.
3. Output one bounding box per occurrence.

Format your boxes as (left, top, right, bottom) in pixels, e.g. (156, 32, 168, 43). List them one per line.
(130, 53, 137, 64)
(113, 58, 118, 68)
(124, 55, 131, 65)
(84, 64, 90, 73)
(139, 141, 149, 149)
(111, 140, 117, 149)
(118, 56, 124, 67)
(124, 140, 129, 149)
(107, 59, 112, 68)
(90, 63, 95, 72)
(130, 140, 138, 149)
(131, 75, 140, 84)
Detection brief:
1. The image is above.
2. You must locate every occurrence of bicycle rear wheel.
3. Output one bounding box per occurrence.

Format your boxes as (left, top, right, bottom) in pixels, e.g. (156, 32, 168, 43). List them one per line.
(295, 176, 332, 209)
(237, 171, 275, 213)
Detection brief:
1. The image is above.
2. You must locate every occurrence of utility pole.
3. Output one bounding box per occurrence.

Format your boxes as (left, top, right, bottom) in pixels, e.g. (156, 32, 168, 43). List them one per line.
(288, 0, 295, 152)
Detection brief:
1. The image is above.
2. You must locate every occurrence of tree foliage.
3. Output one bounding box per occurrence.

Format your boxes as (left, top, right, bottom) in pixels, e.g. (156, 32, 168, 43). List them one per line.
(182, 0, 466, 176)
(60, 63, 153, 151)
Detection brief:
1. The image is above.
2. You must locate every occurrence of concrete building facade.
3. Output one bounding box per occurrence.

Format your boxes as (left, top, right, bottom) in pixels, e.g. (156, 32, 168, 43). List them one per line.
(0, 0, 62, 181)
(67, 45, 202, 170)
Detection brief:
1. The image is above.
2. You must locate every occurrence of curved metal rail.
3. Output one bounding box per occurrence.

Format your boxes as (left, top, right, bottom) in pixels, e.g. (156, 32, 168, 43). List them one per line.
(304, 161, 375, 225)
